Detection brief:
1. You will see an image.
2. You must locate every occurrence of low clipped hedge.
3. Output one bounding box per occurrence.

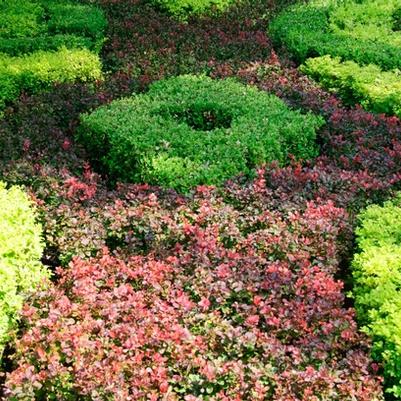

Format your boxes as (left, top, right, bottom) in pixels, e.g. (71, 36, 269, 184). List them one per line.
(353, 196, 401, 398)
(301, 56, 401, 118)
(0, 0, 106, 110)
(0, 182, 48, 359)
(269, 0, 401, 71)
(0, 48, 102, 110)
(149, 0, 234, 20)
(0, 0, 107, 55)
(79, 75, 323, 192)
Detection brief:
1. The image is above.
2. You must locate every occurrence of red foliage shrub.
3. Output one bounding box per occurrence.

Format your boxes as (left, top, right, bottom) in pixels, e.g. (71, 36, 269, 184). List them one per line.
(4, 189, 383, 400)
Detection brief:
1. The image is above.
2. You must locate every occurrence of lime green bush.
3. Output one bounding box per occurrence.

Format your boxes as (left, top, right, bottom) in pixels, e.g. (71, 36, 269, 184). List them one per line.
(269, 0, 401, 71)
(353, 195, 401, 398)
(79, 75, 323, 192)
(0, 182, 48, 359)
(301, 55, 401, 117)
(0, 48, 103, 109)
(0, 0, 107, 55)
(0, 0, 106, 110)
(0, 1, 45, 39)
(150, 0, 235, 20)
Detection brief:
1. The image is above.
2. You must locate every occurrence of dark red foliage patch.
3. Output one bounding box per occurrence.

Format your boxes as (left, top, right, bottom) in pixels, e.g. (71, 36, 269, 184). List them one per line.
(4, 189, 383, 400)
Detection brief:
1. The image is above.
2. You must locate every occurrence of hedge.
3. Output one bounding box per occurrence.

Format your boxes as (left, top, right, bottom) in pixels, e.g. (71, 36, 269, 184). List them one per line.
(0, 182, 48, 360)
(301, 55, 401, 118)
(0, 47, 102, 110)
(269, 0, 401, 71)
(79, 75, 323, 192)
(353, 195, 401, 398)
(150, 0, 234, 20)
(0, 0, 107, 55)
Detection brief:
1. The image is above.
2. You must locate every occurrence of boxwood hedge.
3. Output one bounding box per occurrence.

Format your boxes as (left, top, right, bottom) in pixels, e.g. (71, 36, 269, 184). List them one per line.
(301, 55, 401, 118)
(79, 75, 323, 192)
(0, 182, 48, 360)
(269, 0, 401, 71)
(353, 195, 401, 398)
(149, 0, 234, 20)
(0, 0, 106, 110)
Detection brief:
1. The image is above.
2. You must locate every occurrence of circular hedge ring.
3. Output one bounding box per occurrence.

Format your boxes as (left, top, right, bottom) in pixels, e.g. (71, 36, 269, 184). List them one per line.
(79, 75, 323, 192)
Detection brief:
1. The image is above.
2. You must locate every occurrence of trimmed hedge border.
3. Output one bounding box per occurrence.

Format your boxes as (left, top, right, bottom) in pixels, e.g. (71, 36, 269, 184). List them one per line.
(0, 182, 48, 359)
(301, 56, 401, 118)
(353, 196, 401, 398)
(269, 0, 401, 71)
(79, 75, 323, 192)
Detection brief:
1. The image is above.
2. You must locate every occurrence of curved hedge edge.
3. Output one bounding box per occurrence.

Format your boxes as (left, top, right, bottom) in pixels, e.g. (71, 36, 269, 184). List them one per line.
(353, 195, 401, 398)
(0, 181, 49, 359)
(301, 55, 401, 118)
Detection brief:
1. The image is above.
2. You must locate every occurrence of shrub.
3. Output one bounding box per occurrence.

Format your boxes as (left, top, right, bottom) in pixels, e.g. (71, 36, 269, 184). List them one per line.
(0, 0, 45, 39)
(4, 193, 383, 400)
(0, 182, 48, 360)
(301, 55, 401, 118)
(45, 2, 107, 52)
(0, 48, 102, 109)
(353, 196, 401, 398)
(150, 0, 235, 20)
(0, 0, 107, 55)
(79, 75, 323, 192)
(269, 0, 401, 71)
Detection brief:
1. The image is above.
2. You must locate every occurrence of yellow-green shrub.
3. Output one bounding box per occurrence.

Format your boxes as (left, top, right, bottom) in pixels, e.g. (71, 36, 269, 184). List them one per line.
(0, 182, 48, 359)
(301, 55, 401, 118)
(353, 195, 401, 398)
(0, 47, 102, 109)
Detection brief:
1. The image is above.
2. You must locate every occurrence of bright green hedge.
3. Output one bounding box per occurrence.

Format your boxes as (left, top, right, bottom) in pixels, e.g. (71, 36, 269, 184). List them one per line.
(353, 195, 401, 398)
(150, 0, 235, 20)
(79, 75, 323, 192)
(0, 0, 107, 55)
(0, 48, 103, 109)
(0, 182, 48, 359)
(301, 55, 401, 118)
(0, 0, 106, 110)
(269, 0, 401, 71)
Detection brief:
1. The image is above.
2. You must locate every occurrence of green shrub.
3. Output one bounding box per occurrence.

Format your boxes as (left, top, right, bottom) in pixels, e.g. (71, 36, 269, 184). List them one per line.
(269, 0, 401, 71)
(45, 2, 107, 52)
(0, 47, 103, 109)
(0, 0, 45, 39)
(79, 75, 323, 192)
(0, 34, 94, 57)
(150, 0, 235, 20)
(353, 195, 401, 398)
(0, 182, 48, 359)
(0, 0, 107, 56)
(301, 55, 401, 117)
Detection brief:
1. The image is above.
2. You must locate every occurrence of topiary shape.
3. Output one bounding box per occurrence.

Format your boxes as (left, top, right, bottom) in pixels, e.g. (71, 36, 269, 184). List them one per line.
(79, 75, 323, 192)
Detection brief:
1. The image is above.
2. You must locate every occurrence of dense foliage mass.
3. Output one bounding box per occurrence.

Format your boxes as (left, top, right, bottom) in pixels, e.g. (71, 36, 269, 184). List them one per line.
(353, 197, 401, 398)
(0, 0, 400, 398)
(0, 182, 48, 360)
(150, 0, 234, 20)
(301, 56, 401, 118)
(79, 75, 322, 191)
(270, 0, 401, 117)
(0, 0, 106, 110)
(269, 0, 401, 70)
(0, 48, 102, 110)
(4, 187, 383, 400)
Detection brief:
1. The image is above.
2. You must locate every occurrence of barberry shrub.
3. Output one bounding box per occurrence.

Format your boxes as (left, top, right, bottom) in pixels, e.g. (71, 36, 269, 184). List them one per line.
(0, 182, 48, 360)
(4, 188, 384, 400)
(353, 195, 401, 398)
(79, 75, 323, 192)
